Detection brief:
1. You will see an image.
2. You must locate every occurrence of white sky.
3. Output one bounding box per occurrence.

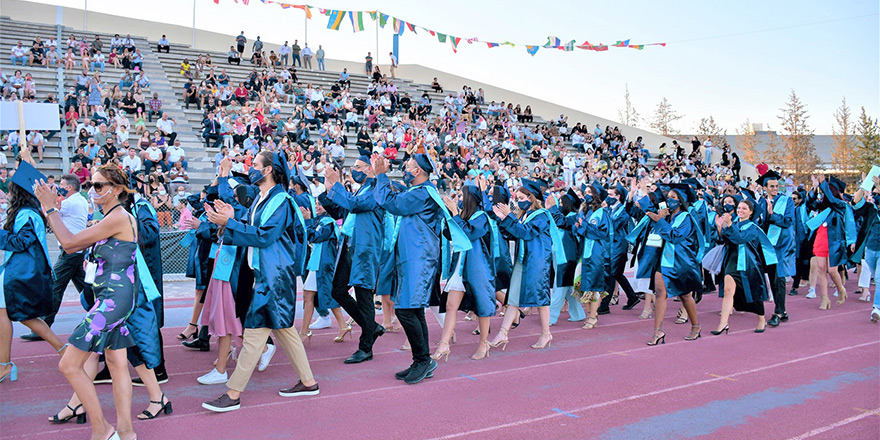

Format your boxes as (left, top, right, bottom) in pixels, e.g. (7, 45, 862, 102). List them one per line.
(23, 0, 880, 135)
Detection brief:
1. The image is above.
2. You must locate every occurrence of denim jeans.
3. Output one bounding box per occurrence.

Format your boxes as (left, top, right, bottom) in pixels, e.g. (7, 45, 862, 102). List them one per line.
(865, 248, 880, 310)
(317, 58, 325, 71)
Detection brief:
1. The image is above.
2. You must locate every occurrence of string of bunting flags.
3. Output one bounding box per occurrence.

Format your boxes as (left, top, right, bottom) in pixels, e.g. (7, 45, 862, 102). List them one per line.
(213, 0, 666, 55)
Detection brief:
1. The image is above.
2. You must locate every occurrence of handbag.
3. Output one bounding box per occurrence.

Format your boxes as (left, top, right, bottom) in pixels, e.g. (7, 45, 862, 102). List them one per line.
(701, 244, 725, 275)
(646, 233, 663, 248)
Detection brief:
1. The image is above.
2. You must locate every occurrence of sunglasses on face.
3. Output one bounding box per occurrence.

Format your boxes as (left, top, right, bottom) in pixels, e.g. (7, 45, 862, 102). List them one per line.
(91, 182, 114, 192)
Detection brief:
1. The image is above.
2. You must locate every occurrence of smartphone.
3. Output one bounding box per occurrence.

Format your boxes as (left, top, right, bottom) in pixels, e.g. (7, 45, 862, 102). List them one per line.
(658, 202, 667, 211)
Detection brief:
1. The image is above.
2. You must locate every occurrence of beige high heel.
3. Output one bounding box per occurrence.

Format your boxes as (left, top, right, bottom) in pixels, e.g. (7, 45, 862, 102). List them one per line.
(488, 328, 509, 351)
(819, 296, 831, 310)
(334, 326, 352, 343)
(431, 341, 451, 362)
(531, 333, 552, 349)
(471, 340, 490, 360)
(582, 316, 599, 330)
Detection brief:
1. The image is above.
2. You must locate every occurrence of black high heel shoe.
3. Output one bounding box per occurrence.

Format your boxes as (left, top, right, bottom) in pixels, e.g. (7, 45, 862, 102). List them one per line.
(137, 393, 173, 420)
(177, 323, 198, 340)
(49, 404, 87, 424)
(711, 325, 729, 335)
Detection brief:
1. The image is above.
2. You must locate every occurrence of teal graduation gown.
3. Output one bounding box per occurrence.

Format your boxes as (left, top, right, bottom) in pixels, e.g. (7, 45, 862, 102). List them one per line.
(760, 193, 796, 277)
(324, 179, 385, 290)
(0, 208, 52, 322)
(653, 211, 702, 297)
(451, 213, 496, 317)
(576, 207, 612, 293)
(498, 209, 554, 307)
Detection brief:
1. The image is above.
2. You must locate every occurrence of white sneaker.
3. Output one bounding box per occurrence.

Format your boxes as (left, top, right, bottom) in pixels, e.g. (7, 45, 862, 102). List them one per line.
(805, 287, 816, 299)
(871, 309, 880, 323)
(833, 290, 839, 297)
(258, 343, 276, 372)
(197, 368, 228, 385)
(309, 315, 332, 330)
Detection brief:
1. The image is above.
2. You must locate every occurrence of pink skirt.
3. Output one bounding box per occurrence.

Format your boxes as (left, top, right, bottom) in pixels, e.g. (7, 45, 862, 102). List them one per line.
(201, 276, 243, 338)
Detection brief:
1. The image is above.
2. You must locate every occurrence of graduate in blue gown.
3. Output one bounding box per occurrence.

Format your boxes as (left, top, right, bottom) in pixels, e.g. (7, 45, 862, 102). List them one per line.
(626, 187, 666, 320)
(804, 174, 855, 310)
(547, 188, 586, 325)
(788, 189, 812, 296)
(644, 184, 704, 346)
(432, 185, 496, 361)
(372, 153, 456, 384)
(202, 150, 318, 413)
(756, 171, 796, 326)
(601, 182, 640, 313)
(1, 162, 66, 384)
(713, 198, 778, 334)
(318, 154, 386, 364)
(489, 178, 557, 350)
(574, 183, 613, 330)
(180, 186, 220, 350)
(375, 181, 409, 332)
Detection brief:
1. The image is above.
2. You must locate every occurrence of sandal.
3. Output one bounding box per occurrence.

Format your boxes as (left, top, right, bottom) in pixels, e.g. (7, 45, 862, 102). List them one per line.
(675, 309, 689, 324)
(582, 316, 599, 330)
(177, 323, 198, 340)
(137, 393, 173, 420)
(49, 404, 86, 424)
(638, 309, 653, 319)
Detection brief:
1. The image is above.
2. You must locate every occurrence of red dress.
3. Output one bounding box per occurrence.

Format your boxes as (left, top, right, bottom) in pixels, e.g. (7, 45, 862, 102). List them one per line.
(813, 224, 829, 258)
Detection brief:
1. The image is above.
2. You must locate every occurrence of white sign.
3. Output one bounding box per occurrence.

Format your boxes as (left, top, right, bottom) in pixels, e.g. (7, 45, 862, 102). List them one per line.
(0, 102, 60, 130)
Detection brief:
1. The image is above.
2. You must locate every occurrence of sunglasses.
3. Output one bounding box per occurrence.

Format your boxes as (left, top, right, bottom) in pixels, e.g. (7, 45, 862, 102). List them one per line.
(92, 182, 115, 192)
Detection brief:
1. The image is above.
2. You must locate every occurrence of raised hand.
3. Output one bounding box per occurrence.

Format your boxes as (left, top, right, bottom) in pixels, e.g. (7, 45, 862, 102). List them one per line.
(300, 206, 311, 220)
(324, 165, 340, 187)
(33, 180, 59, 211)
(493, 203, 511, 220)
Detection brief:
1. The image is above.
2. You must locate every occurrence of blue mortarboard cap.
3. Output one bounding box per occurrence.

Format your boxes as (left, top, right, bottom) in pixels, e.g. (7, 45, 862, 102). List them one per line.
(520, 178, 544, 202)
(614, 183, 628, 201)
(356, 147, 372, 165)
(492, 185, 510, 205)
(466, 184, 483, 199)
(756, 170, 781, 187)
(11, 161, 46, 197)
(273, 152, 292, 189)
(564, 188, 582, 206)
(413, 153, 435, 174)
(291, 165, 310, 189)
(591, 182, 608, 202)
(829, 175, 846, 193)
(682, 177, 704, 190)
(668, 183, 696, 204)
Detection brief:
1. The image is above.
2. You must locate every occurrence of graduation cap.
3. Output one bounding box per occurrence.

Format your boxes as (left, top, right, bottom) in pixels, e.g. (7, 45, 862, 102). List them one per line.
(756, 170, 781, 187)
(828, 175, 846, 194)
(272, 152, 293, 189)
(205, 184, 220, 202)
(291, 165, 310, 190)
(590, 182, 608, 202)
(356, 147, 372, 164)
(465, 184, 483, 199)
(637, 189, 666, 212)
(681, 177, 704, 190)
(413, 153, 435, 174)
(11, 160, 47, 197)
(231, 170, 249, 183)
(614, 182, 628, 201)
(520, 178, 545, 202)
(667, 183, 696, 204)
(564, 188, 582, 207)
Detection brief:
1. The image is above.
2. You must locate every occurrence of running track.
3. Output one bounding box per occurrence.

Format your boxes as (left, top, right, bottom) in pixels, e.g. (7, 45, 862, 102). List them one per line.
(1, 279, 878, 439)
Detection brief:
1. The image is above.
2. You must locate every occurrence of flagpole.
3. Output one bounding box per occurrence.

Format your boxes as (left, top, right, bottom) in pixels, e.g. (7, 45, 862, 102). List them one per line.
(375, 18, 379, 62)
(191, 0, 196, 47)
(304, 10, 308, 43)
(83, 0, 87, 30)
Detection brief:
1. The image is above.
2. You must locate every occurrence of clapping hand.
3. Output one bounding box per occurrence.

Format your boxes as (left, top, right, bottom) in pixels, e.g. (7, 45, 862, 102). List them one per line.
(442, 195, 459, 216)
(33, 180, 59, 212)
(324, 165, 340, 187)
(371, 153, 389, 174)
(205, 199, 234, 226)
(186, 216, 201, 229)
(299, 206, 311, 220)
(493, 203, 511, 220)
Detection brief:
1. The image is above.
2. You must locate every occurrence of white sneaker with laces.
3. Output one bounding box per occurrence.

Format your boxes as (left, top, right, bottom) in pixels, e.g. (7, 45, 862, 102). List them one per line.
(258, 343, 277, 372)
(871, 309, 880, 323)
(805, 287, 816, 299)
(309, 315, 332, 330)
(197, 368, 228, 385)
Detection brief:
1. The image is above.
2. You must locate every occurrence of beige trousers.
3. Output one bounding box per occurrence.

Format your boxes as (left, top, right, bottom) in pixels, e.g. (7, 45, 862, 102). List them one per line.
(227, 326, 314, 392)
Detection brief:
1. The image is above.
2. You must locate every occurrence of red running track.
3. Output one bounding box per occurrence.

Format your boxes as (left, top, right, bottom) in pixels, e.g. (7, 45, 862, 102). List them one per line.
(1, 281, 878, 440)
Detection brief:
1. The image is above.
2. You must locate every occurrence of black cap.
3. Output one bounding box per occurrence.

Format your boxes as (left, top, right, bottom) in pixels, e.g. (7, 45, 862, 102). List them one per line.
(756, 170, 782, 187)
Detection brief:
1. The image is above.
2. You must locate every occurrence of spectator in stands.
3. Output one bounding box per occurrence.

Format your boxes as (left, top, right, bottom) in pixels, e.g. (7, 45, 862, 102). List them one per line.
(365, 51, 373, 74)
(130, 49, 143, 70)
(302, 44, 313, 70)
(156, 113, 178, 144)
(157, 34, 170, 53)
(279, 41, 291, 66)
(22, 73, 36, 100)
(63, 48, 76, 70)
(291, 40, 302, 67)
(151, 183, 174, 228)
(4, 70, 24, 99)
(338, 68, 351, 88)
(147, 92, 162, 122)
(90, 49, 105, 72)
(252, 36, 263, 56)
(315, 44, 326, 71)
(168, 161, 188, 185)
(184, 79, 200, 109)
(389, 52, 398, 79)
(70, 158, 90, 183)
(123, 147, 142, 174)
(166, 140, 188, 171)
(431, 77, 443, 93)
(203, 113, 223, 149)
(122, 34, 135, 52)
(28, 41, 46, 67)
(136, 70, 150, 88)
(143, 143, 166, 175)
(10, 41, 28, 66)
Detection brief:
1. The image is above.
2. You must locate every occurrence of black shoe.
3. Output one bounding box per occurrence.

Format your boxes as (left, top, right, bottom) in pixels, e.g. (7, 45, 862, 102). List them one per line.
(372, 325, 386, 344)
(19, 331, 44, 341)
(779, 312, 789, 322)
(278, 380, 320, 397)
(202, 393, 240, 413)
(344, 350, 373, 364)
(788, 289, 798, 296)
(93, 365, 112, 384)
(767, 314, 781, 327)
(622, 298, 641, 311)
(133, 369, 169, 387)
(404, 359, 438, 384)
(182, 338, 210, 352)
(396, 365, 435, 380)
(597, 306, 611, 316)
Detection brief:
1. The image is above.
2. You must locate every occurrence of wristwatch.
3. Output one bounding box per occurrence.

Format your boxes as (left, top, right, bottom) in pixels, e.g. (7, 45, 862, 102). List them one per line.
(45, 207, 58, 216)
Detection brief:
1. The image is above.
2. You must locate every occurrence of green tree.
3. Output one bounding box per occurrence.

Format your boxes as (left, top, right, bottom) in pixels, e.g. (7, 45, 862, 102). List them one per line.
(777, 90, 819, 178)
(650, 97, 683, 137)
(831, 98, 857, 173)
(855, 106, 880, 174)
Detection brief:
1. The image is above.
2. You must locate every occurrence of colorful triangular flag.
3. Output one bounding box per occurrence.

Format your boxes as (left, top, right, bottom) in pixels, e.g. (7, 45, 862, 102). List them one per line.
(543, 36, 561, 48)
(327, 10, 345, 30)
(526, 45, 539, 56)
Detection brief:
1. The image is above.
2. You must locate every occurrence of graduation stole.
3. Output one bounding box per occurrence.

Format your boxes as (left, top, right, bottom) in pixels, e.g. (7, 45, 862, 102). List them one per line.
(736, 221, 778, 271)
(383, 212, 398, 252)
(766, 195, 789, 246)
(252, 190, 307, 274)
(132, 199, 162, 301)
(689, 199, 707, 234)
(340, 182, 370, 237)
(517, 209, 566, 265)
(660, 211, 706, 268)
(306, 215, 338, 271)
(471, 210, 500, 259)
(805, 208, 831, 232)
(626, 215, 651, 245)
(179, 213, 207, 248)
(1, 208, 53, 278)
(582, 208, 609, 259)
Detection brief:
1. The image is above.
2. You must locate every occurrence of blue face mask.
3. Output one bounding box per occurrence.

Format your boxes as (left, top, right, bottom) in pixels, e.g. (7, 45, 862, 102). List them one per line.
(351, 169, 367, 183)
(723, 203, 736, 213)
(248, 167, 266, 185)
(517, 200, 532, 211)
(604, 196, 618, 206)
(666, 198, 681, 211)
(57, 186, 69, 197)
(582, 194, 593, 205)
(403, 171, 415, 185)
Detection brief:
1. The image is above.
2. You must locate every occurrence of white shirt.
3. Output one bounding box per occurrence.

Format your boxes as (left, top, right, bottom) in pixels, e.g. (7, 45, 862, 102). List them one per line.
(302, 46, 312, 57)
(60, 193, 89, 235)
(390, 54, 398, 66)
(166, 145, 185, 163)
(146, 147, 162, 161)
(156, 118, 175, 134)
(10, 46, 26, 57)
(123, 155, 142, 172)
(279, 44, 291, 55)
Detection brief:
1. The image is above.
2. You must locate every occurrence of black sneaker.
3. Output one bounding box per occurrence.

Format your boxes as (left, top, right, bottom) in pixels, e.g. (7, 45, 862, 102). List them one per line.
(788, 289, 798, 296)
(404, 359, 438, 385)
(93, 365, 112, 384)
(278, 381, 320, 397)
(133, 369, 169, 387)
(394, 365, 434, 380)
(19, 331, 44, 342)
(202, 393, 240, 413)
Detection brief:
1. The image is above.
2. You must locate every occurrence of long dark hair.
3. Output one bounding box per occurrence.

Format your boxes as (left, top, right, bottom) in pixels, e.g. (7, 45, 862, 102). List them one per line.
(4, 182, 46, 231)
(256, 151, 285, 188)
(460, 188, 480, 221)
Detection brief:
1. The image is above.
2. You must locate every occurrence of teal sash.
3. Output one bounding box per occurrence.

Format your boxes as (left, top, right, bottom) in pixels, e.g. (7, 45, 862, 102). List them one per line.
(253, 190, 306, 273)
(660, 211, 705, 268)
(806, 208, 831, 232)
(845, 204, 857, 245)
(736, 221, 778, 270)
(798, 205, 809, 227)
(689, 199, 706, 233)
(340, 183, 371, 237)
(766, 195, 789, 245)
(626, 215, 651, 245)
(382, 212, 398, 251)
(582, 209, 606, 259)
(179, 213, 206, 248)
(306, 216, 338, 271)
(471, 211, 500, 258)
(211, 244, 238, 281)
(135, 247, 161, 301)
(706, 211, 717, 249)
(424, 185, 473, 253)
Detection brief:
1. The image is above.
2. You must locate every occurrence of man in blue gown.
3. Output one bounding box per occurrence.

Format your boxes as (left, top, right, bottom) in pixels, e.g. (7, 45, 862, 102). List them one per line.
(757, 171, 795, 327)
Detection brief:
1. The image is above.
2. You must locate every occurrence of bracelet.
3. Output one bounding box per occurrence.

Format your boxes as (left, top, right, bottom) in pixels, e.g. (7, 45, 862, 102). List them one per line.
(45, 207, 59, 216)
